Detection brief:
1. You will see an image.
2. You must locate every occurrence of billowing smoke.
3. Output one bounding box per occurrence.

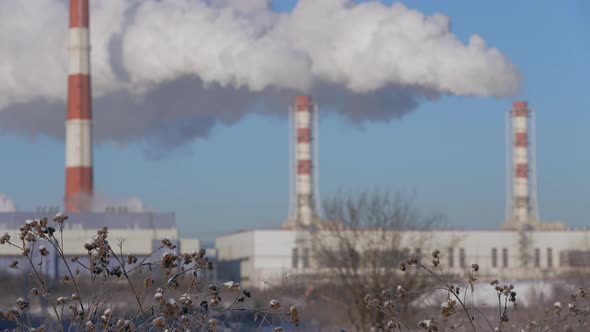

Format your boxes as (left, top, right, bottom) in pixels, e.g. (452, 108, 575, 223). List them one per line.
(0, 194, 17, 212)
(0, 0, 520, 153)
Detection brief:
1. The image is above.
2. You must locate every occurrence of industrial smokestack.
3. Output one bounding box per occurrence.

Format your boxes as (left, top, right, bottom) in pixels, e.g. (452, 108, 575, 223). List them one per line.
(503, 100, 540, 230)
(65, 0, 93, 212)
(295, 96, 313, 227)
(512, 101, 529, 224)
(285, 95, 320, 228)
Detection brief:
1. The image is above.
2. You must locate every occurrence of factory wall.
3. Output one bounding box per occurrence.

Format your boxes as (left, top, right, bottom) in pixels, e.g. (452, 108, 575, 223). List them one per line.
(215, 229, 590, 288)
(216, 230, 296, 286)
(0, 212, 179, 278)
(180, 238, 201, 254)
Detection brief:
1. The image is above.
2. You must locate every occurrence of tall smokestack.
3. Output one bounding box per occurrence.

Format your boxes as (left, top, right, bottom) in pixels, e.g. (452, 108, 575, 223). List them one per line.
(503, 100, 541, 230)
(512, 101, 529, 224)
(65, 0, 93, 212)
(295, 96, 313, 227)
(285, 95, 320, 229)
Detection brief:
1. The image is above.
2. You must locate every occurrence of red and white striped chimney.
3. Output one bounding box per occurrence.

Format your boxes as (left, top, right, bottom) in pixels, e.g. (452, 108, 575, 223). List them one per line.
(65, 0, 93, 212)
(512, 101, 529, 224)
(295, 96, 313, 227)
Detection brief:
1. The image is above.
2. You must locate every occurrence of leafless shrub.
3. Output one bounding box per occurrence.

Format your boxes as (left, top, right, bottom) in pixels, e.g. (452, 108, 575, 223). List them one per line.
(308, 190, 443, 331)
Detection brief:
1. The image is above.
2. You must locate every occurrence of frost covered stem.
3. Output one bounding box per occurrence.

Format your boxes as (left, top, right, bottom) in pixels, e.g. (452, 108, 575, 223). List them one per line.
(20, 240, 64, 332)
(49, 234, 86, 317)
(109, 246, 144, 314)
(418, 262, 476, 332)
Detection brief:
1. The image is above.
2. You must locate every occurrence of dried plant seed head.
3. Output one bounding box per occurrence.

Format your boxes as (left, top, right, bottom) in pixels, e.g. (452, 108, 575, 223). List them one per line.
(407, 254, 419, 265)
(0, 232, 10, 244)
(554, 301, 562, 314)
(433, 257, 440, 267)
(471, 263, 479, 271)
(569, 303, 576, 312)
(53, 212, 68, 223)
(152, 317, 165, 329)
(162, 239, 176, 249)
(441, 299, 457, 318)
(16, 298, 28, 310)
(25, 233, 35, 242)
(289, 306, 300, 327)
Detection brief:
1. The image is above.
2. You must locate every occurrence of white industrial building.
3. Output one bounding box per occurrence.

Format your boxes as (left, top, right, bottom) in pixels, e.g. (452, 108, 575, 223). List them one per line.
(0, 212, 181, 278)
(216, 228, 590, 289)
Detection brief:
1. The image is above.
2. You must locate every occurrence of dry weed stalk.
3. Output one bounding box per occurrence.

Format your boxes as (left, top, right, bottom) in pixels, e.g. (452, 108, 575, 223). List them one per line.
(0, 214, 299, 331)
(363, 250, 590, 332)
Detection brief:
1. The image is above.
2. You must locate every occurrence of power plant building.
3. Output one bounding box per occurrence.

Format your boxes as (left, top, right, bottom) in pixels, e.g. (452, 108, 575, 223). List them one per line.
(0, 212, 179, 279)
(0, 0, 587, 293)
(215, 99, 590, 289)
(216, 229, 590, 289)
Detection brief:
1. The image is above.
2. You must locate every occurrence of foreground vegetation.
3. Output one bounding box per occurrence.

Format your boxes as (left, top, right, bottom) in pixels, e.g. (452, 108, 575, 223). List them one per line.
(0, 214, 299, 331)
(1, 203, 589, 331)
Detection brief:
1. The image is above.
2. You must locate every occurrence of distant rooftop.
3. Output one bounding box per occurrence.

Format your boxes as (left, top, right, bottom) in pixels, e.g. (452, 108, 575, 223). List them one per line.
(0, 212, 176, 230)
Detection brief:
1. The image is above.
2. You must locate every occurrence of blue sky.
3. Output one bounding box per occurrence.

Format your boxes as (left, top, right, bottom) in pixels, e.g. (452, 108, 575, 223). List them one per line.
(0, 0, 588, 240)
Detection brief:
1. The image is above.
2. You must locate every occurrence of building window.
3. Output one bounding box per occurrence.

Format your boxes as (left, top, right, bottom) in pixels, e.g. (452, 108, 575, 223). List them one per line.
(534, 248, 540, 267)
(559, 251, 567, 267)
(502, 248, 508, 268)
(547, 248, 553, 268)
(563, 250, 590, 267)
(292, 248, 298, 269)
(459, 248, 466, 268)
(448, 247, 454, 268)
(302, 248, 310, 268)
(492, 248, 498, 268)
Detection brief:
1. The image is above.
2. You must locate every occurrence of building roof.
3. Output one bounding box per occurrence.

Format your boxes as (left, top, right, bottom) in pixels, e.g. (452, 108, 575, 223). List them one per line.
(0, 212, 176, 230)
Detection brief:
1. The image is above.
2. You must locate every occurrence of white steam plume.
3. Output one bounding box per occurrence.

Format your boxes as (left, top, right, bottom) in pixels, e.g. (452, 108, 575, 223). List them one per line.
(0, 194, 17, 212)
(0, 0, 520, 153)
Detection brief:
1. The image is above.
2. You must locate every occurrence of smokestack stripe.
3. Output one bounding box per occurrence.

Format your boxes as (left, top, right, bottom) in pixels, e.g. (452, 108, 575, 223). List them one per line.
(65, 0, 93, 212)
